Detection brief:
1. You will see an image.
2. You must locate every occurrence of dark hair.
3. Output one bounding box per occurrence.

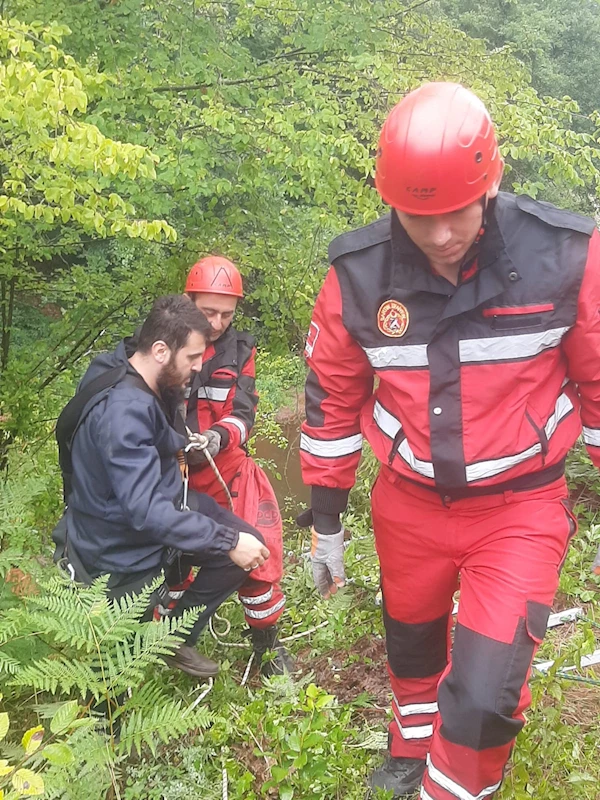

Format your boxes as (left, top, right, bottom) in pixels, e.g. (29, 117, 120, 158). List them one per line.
(137, 295, 211, 354)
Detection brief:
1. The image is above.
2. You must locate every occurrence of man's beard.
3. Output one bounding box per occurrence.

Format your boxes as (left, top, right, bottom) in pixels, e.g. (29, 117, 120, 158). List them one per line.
(156, 359, 187, 407)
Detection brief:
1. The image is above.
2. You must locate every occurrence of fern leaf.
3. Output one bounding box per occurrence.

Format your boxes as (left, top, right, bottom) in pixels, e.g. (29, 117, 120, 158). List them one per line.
(0, 650, 21, 674)
(117, 697, 213, 756)
(10, 656, 102, 698)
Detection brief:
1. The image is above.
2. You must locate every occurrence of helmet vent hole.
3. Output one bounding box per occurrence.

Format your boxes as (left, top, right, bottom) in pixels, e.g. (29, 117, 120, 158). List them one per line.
(475, 151, 483, 163)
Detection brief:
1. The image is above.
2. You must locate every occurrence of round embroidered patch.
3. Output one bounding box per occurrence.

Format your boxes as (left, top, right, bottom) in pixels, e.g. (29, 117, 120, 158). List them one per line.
(377, 300, 409, 338)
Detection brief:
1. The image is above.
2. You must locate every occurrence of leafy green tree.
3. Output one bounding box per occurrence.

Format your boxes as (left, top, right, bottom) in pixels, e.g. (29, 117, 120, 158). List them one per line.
(3, 0, 600, 465)
(9, 0, 600, 351)
(431, 0, 600, 114)
(0, 17, 175, 456)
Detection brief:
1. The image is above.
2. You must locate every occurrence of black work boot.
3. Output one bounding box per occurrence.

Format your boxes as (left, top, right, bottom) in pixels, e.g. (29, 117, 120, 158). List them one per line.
(368, 755, 426, 797)
(163, 644, 219, 678)
(250, 625, 295, 676)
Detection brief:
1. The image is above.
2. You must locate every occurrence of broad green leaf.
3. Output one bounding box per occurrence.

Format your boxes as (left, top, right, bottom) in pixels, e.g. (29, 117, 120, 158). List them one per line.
(21, 726, 44, 755)
(0, 714, 8, 742)
(43, 742, 74, 766)
(11, 769, 44, 796)
(50, 700, 79, 734)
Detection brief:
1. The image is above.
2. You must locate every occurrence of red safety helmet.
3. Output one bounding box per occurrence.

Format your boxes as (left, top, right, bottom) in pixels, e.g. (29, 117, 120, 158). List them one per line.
(375, 82, 503, 215)
(185, 256, 244, 298)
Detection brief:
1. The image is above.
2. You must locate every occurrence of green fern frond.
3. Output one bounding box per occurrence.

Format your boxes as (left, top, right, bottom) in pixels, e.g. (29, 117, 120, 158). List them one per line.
(118, 697, 213, 756)
(0, 548, 24, 577)
(10, 655, 101, 697)
(0, 607, 27, 645)
(0, 649, 21, 674)
(93, 610, 200, 693)
(125, 677, 173, 710)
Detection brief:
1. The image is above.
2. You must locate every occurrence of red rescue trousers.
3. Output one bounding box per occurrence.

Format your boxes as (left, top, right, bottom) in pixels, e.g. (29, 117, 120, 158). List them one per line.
(372, 467, 576, 800)
(189, 447, 285, 629)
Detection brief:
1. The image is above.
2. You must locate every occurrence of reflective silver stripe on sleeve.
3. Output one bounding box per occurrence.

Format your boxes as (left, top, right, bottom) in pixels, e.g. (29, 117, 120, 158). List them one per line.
(239, 588, 274, 606)
(420, 789, 435, 800)
(243, 597, 285, 620)
(300, 432, 363, 458)
(221, 416, 248, 443)
(197, 386, 230, 401)
(427, 756, 502, 800)
(583, 426, 600, 447)
(363, 344, 429, 369)
(459, 326, 569, 364)
(167, 590, 185, 600)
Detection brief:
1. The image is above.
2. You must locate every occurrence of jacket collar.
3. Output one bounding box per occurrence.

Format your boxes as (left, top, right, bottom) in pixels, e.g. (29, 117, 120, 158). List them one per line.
(390, 196, 520, 319)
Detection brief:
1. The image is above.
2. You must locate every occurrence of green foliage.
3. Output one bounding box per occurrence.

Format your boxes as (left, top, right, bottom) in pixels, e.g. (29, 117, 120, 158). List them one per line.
(433, 0, 600, 115)
(6, 0, 600, 364)
(0, 696, 97, 800)
(1, 575, 212, 764)
(1, 2, 600, 797)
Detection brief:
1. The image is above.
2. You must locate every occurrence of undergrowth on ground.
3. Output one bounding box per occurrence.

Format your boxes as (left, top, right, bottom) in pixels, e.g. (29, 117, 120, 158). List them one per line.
(0, 374, 599, 799)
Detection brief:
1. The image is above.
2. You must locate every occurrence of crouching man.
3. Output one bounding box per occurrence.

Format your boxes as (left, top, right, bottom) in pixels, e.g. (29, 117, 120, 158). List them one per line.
(56, 295, 269, 678)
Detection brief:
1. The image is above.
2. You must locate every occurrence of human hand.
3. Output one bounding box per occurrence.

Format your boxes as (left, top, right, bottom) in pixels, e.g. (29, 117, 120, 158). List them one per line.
(310, 528, 346, 599)
(229, 531, 270, 571)
(186, 429, 222, 465)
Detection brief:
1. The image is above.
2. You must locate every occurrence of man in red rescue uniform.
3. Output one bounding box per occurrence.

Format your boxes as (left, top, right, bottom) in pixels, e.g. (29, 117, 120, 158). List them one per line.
(184, 256, 293, 676)
(300, 82, 600, 798)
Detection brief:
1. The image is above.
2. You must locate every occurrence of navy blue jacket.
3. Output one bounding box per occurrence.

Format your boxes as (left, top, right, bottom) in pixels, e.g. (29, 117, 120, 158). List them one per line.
(66, 339, 240, 578)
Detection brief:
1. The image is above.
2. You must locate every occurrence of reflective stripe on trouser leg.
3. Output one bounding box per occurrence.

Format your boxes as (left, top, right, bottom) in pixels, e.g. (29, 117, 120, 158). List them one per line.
(384, 602, 449, 759)
(239, 579, 285, 629)
(371, 472, 458, 762)
(153, 569, 195, 621)
(419, 481, 573, 800)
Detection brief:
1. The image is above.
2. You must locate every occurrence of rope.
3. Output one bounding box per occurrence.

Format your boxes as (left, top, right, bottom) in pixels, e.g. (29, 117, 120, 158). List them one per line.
(240, 651, 255, 686)
(182, 677, 213, 717)
(555, 672, 600, 688)
(208, 610, 249, 647)
(185, 426, 234, 511)
(204, 448, 234, 512)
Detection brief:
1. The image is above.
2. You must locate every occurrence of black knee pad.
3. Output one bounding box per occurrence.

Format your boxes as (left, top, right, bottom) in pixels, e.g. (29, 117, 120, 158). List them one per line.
(384, 603, 449, 678)
(439, 602, 550, 750)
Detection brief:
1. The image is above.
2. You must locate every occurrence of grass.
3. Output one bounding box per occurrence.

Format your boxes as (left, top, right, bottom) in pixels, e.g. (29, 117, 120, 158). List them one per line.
(1, 435, 599, 798)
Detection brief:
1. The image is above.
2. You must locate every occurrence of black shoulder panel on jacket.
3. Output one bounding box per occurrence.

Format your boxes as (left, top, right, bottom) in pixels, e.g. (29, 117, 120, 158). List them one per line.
(328, 214, 392, 263)
(235, 329, 255, 368)
(235, 330, 256, 350)
(515, 194, 596, 236)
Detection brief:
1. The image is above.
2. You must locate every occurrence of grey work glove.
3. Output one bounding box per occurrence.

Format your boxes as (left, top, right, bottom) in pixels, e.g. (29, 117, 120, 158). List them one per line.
(310, 527, 346, 599)
(186, 429, 222, 466)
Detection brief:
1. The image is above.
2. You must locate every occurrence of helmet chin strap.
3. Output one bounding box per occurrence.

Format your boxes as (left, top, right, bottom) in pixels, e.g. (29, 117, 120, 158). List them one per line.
(474, 194, 490, 245)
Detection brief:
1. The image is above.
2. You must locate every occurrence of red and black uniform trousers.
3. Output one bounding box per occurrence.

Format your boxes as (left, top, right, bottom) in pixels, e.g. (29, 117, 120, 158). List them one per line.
(187, 448, 285, 629)
(300, 195, 600, 799)
(374, 468, 576, 799)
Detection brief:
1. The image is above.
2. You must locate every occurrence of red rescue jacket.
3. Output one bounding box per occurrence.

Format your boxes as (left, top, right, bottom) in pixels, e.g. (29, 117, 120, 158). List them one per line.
(300, 193, 600, 515)
(186, 325, 258, 452)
